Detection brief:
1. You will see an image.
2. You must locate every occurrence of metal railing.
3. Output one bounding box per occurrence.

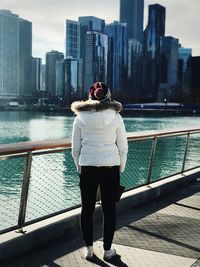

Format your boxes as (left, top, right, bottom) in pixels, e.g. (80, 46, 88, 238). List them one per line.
(0, 128, 200, 234)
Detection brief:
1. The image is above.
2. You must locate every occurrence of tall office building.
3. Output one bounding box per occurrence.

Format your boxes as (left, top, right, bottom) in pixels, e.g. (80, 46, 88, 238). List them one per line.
(65, 20, 80, 58)
(78, 16, 105, 93)
(105, 21, 128, 92)
(31, 57, 41, 93)
(158, 36, 179, 101)
(84, 31, 108, 92)
(191, 57, 200, 94)
(120, 0, 144, 43)
(120, 0, 144, 100)
(178, 47, 192, 97)
(19, 18, 32, 97)
(143, 4, 166, 101)
(0, 10, 19, 99)
(45, 51, 64, 98)
(56, 59, 65, 98)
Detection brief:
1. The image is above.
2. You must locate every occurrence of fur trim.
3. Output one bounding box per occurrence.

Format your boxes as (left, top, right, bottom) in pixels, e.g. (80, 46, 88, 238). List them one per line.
(71, 99, 122, 114)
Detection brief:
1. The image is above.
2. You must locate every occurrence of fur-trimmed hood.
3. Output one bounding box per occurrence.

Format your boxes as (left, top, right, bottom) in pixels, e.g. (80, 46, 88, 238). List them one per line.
(71, 99, 122, 114)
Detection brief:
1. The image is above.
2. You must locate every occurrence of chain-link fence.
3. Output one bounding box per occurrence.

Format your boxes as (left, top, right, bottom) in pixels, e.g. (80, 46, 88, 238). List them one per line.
(0, 129, 200, 234)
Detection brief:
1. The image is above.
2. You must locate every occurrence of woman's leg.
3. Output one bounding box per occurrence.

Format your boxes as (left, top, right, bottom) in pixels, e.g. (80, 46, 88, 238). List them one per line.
(79, 166, 98, 247)
(99, 166, 120, 250)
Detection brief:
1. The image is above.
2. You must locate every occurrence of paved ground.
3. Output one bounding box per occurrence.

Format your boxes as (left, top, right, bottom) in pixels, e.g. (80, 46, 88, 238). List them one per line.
(1, 180, 200, 267)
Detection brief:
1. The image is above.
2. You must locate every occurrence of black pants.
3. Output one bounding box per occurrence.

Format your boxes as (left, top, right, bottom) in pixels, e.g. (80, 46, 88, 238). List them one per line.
(79, 166, 120, 250)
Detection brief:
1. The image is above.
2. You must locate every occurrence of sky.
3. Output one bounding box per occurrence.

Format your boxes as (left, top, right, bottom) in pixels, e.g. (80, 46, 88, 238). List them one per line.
(1, 0, 200, 62)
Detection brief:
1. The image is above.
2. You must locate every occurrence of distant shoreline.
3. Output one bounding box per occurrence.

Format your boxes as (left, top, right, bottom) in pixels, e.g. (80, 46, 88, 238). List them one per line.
(0, 105, 200, 116)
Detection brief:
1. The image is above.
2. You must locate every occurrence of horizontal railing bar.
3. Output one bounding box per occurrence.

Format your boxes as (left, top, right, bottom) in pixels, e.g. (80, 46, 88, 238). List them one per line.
(0, 128, 200, 156)
(0, 138, 71, 156)
(127, 128, 200, 140)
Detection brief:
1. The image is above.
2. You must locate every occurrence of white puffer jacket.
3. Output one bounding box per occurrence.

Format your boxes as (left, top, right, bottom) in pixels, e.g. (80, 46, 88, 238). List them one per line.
(71, 100, 128, 172)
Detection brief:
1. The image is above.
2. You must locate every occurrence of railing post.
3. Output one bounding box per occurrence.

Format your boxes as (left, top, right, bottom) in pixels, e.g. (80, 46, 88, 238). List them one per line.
(182, 132, 190, 173)
(17, 152, 32, 232)
(147, 137, 157, 185)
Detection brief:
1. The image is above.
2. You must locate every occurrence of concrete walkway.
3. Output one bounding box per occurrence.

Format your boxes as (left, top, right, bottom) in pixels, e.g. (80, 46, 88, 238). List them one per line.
(1, 180, 200, 267)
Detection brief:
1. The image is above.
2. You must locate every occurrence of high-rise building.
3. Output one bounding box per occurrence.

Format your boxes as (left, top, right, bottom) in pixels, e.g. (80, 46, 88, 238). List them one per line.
(120, 0, 144, 101)
(0, 10, 32, 101)
(65, 20, 80, 58)
(158, 36, 179, 101)
(19, 18, 32, 97)
(45, 51, 64, 98)
(143, 4, 166, 101)
(0, 10, 19, 99)
(120, 0, 144, 43)
(78, 16, 105, 92)
(56, 59, 65, 98)
(31, 57, 41, 93)
(105, 21, 128, 93)
(191, 57, 200, 99)
(84, 31, 108, 93)
(178, 47, 192, 96)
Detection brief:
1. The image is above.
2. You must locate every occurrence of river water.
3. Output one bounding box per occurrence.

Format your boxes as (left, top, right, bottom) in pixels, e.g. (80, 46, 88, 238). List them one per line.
(0, 111, 200, 144)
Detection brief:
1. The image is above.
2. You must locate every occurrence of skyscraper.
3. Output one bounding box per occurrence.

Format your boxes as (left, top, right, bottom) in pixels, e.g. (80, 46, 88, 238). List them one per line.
(120, 0, 144, 100)
(178, 47, 192, 96)
(143, 4, 166, 101)
(65, 19, 80, 58)
(84, 31, 108, 92)
(19, 18, 32, 97)
(31, 57, 41, 93)
(120, 0, 144, 43)
(105, 21, 128, 92)
(0, 10, 19, 99)
(158, 36, 179, 101)
(45, 51, 64, 98)
(78, 16, 105, 93)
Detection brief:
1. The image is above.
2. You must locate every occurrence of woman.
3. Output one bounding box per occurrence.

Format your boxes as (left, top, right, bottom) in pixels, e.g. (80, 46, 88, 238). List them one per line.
(71, 82, 128, 260)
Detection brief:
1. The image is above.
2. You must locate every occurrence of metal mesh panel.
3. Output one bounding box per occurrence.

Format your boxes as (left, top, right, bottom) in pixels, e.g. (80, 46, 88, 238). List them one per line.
(0, 157, 25, 232)
(185, 133, 200, 170)
(25, 149, 80, 223)
(121, 139, 152, 189)
(151, 135, 187, 182)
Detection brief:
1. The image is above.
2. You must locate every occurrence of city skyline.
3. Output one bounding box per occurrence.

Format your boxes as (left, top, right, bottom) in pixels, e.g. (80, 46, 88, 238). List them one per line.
(1, 0, 200, 62)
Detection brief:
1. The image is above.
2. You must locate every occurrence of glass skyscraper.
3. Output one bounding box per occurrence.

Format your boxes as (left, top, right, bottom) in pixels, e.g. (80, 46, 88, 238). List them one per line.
(84, 31, 108, 92)
(65, 20, 80, 58)
(0, 10, 19, 99)
(158, 36, 179, 101)
(45, 51, 64, 98)
(19, 18, 32, 97)
(143, 4, 166, 101)
(105, 21, 128, 92)
(178, 47, 192, 96)
(120, 0, 144, 43)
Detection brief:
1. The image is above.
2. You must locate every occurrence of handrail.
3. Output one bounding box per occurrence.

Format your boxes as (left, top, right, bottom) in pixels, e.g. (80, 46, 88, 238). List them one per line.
(0, 127, 200, 234)
(0, 128, 200, 157)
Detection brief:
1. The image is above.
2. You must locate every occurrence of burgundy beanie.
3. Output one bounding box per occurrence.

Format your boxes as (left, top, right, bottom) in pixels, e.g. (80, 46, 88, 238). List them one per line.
(89, 82, 111, 101)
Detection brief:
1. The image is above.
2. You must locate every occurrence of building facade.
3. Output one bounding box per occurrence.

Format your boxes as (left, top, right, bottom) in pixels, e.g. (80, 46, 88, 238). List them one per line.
(19, 18, 32, 97)
(120, 0, 144, 43)
(143, 4, 166, 101)
(65, 19, 80, 58)
(45, 51, 64, 98)
(178, 47, 192, 97)
(84, 31, 108, 93)
(105, 21, 128, 93)
(0, 10, 19, 99)
(158, 36, 179, 101)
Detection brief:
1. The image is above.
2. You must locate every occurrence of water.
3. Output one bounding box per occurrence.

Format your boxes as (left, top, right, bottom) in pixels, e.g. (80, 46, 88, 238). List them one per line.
(0, 111, 200, 231)
(0, 111, 200, 144)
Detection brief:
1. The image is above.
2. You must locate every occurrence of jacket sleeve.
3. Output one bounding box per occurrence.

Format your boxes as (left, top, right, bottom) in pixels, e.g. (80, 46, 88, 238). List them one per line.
(71, 116, 81, 172)
(116, 114, 128, 173)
